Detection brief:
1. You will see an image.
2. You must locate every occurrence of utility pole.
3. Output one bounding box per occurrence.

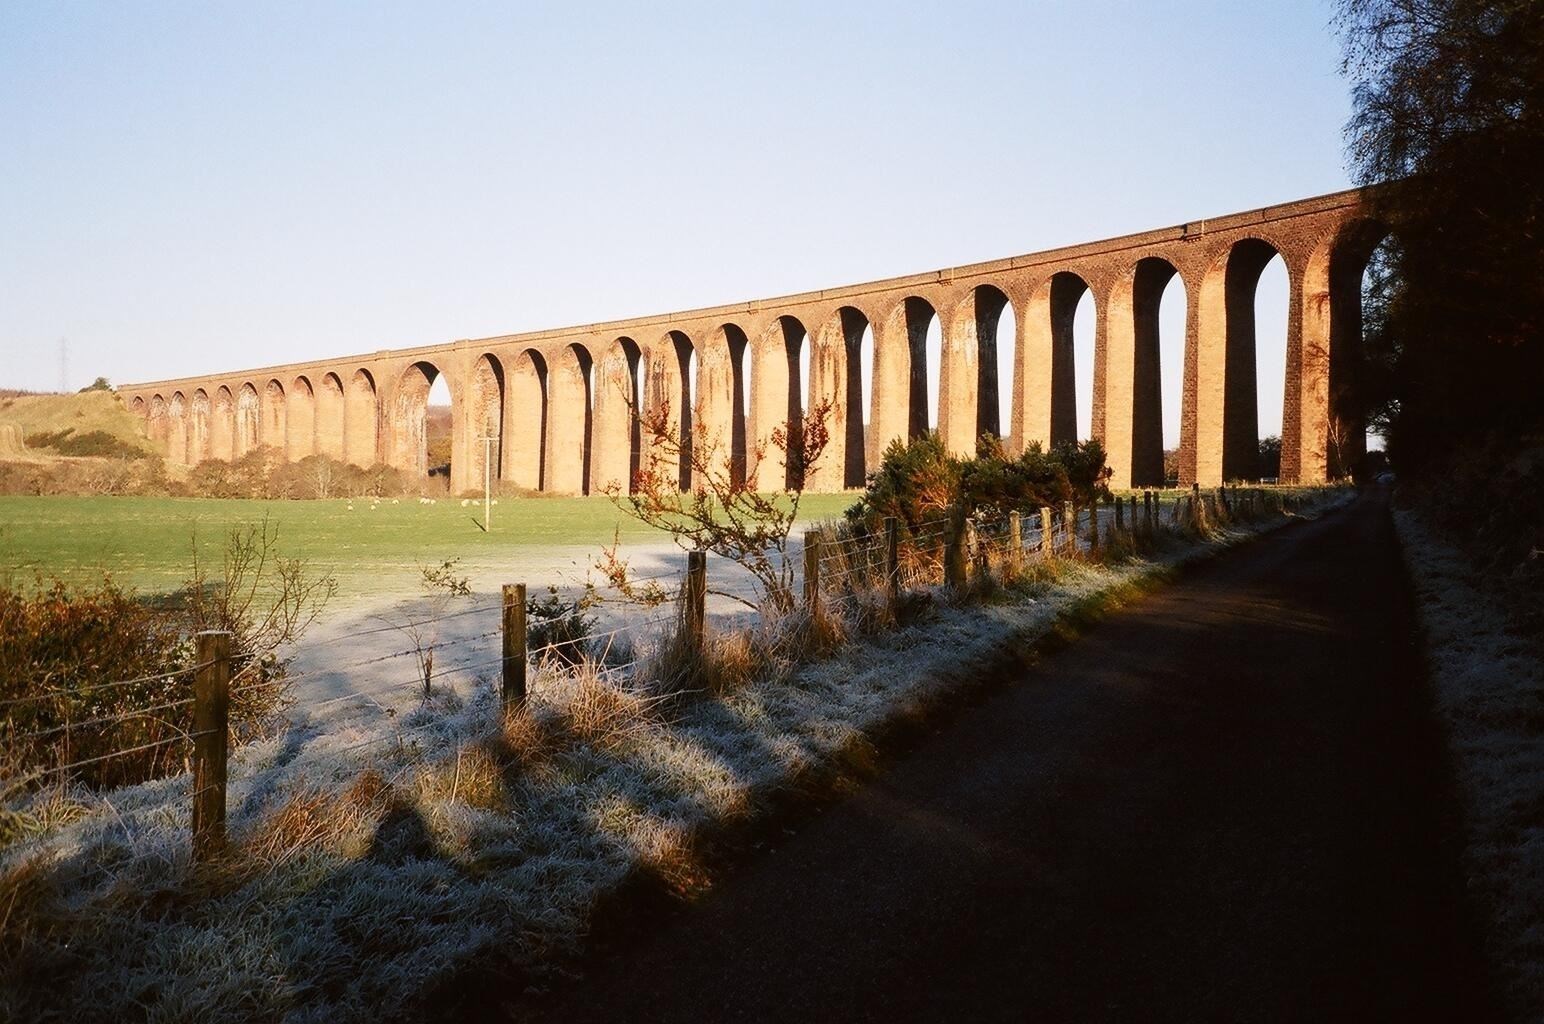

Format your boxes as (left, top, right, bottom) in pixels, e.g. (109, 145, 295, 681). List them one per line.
(480, 435, 498, 532)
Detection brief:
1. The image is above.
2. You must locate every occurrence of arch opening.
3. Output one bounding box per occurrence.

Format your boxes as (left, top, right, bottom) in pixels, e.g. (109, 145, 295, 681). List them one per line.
(212, 386, 235, 461)
(236, 383, 260, 457)
(834, 307, 871, 488)
(720, 324, 751, 488)
(549, 344, 594, 494)
(774, 317, 809, 489)
(591, 337, 644, 495)
(168, 393, 188, 466)
(966, 286, 1010, 442)
(344, 370, 378, 468)
(1325, 220, 1395, 479)
(509, 350, 548, 492)
(992, 293, 1016, 446)
(666, 331, 695, 492)
(899, 298, 940, 439)
(470, 354, 506, 491)
(395, 364, 451, 487)
(1045, 273, 1088, 446)
(1131, 257, 1184, 487)
(317, 373, 345, 460)
(289, 376, 316, 461)
(261, 380, 286, 458)
(1073, 290, 1096, 441)
(190, 389, 210, 464)
(148, 395, 168, 450)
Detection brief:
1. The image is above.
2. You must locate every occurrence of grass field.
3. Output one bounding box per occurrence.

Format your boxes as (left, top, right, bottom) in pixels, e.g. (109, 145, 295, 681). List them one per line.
(0, 492, 860, 595)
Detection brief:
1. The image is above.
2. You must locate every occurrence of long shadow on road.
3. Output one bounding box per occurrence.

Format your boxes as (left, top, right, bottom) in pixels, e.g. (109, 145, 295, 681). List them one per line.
(509, 491, 1500, 1023)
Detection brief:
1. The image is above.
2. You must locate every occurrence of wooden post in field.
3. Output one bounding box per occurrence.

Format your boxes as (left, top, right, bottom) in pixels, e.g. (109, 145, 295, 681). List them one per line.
(1088, 500, 1101, 551)
(502, 584, 526, 707)
(481, 435, 498, 532)
(192, 630, 231, 862)
(1114, 497, 1125, 534)
(1040, 506, 1053, 560)
(1062, 502, 1076, 555)
(1007, 511, 1022, 575)
(884, 516, 901, 604)
(802, 530, 822, 613)
(686, 550, 707, 648)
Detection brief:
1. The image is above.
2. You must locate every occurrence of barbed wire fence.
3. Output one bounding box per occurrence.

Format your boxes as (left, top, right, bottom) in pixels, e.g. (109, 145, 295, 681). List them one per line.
(3, 483, 1315, 862)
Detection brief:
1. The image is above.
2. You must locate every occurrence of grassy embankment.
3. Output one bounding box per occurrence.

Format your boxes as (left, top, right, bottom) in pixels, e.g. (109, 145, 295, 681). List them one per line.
(0, 390, 158, 459)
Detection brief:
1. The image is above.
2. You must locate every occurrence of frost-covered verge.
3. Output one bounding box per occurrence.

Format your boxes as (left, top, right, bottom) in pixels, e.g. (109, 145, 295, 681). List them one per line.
(1394, 509, 1544, 1019)
(1, 490, 1350, 1024)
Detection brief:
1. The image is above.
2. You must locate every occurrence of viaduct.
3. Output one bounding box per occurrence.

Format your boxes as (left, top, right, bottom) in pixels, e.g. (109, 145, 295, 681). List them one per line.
(120, 188, 1385, 495)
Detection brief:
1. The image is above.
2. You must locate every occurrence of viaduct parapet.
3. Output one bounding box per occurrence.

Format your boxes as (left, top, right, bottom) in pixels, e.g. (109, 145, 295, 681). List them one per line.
(121, 188, 1384, 493)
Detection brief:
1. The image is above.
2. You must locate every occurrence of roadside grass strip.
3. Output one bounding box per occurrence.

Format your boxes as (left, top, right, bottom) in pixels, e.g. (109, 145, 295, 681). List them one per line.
(1394, 510, 1544, 1022)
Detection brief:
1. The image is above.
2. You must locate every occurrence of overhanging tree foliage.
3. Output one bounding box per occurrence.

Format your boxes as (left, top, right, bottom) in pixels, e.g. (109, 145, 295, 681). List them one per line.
(1337, 0, 1544, 474)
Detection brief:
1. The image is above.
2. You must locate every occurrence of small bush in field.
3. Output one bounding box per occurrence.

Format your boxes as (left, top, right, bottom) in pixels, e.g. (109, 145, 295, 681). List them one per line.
(526, 585, 598, 668)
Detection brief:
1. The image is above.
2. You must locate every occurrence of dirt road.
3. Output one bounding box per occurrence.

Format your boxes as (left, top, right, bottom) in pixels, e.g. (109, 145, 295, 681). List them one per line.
(517, 491, 1498, 1022)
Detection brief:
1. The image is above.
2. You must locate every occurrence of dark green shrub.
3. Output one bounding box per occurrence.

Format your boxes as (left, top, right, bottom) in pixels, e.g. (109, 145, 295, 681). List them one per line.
(526, 586, 598, 669)
(846, 432, 1109, 531)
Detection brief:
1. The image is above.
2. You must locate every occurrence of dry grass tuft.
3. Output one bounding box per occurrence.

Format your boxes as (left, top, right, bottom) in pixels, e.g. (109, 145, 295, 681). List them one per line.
(242, 770, 391, 868)
(415, 745, 506, 810)
(0, 851, 60, 957)
(556, 666, 658, 752)
(491, 702, 555, 768)
(643, 626, 759, 699)
(0, 783, 91, 853)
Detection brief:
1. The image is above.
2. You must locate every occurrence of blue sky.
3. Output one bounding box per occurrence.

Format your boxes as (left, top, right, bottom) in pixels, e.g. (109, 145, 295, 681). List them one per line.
(0, 1, 1353, 444)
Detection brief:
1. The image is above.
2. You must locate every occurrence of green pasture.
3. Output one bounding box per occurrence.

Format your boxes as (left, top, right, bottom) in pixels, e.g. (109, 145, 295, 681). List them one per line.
(0, 493, 859, 596)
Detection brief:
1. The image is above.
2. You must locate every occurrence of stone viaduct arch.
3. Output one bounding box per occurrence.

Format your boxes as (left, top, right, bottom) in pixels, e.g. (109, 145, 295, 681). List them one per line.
(122, 189, 1381, 492)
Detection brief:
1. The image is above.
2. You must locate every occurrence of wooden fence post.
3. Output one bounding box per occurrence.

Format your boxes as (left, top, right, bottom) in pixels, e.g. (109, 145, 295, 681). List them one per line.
(502, 583, 526, 707)
(1115, 496, 1125, 534)
(686, 550, 707, 648)
(1062, 502, 1076, 555)
(1040, 506, 1054, 559)
(1007, 511, 1022, 575)
(192, 630, 231, 862)
(944, 508, 968, 590)
(803, 530, 821, 612)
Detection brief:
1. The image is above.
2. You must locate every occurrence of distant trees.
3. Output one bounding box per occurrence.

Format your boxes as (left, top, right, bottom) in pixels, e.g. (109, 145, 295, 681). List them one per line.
(77, 376, 112, 393)
(1258, 436, 1283, 481)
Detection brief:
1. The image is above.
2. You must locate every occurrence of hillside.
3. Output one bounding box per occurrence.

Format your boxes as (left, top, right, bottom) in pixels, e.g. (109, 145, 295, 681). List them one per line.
(0, 390, 159, 458)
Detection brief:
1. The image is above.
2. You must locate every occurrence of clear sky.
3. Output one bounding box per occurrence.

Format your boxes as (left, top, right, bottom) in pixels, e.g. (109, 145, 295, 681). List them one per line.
(0, 1, 1353, 445)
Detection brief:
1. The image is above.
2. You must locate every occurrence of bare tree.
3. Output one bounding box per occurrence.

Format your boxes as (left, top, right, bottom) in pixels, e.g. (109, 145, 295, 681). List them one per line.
(597, 396, 832, 614)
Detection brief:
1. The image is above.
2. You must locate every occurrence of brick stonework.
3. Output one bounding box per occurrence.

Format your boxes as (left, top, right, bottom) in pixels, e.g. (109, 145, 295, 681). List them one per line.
(122, 189, 1383, 493)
